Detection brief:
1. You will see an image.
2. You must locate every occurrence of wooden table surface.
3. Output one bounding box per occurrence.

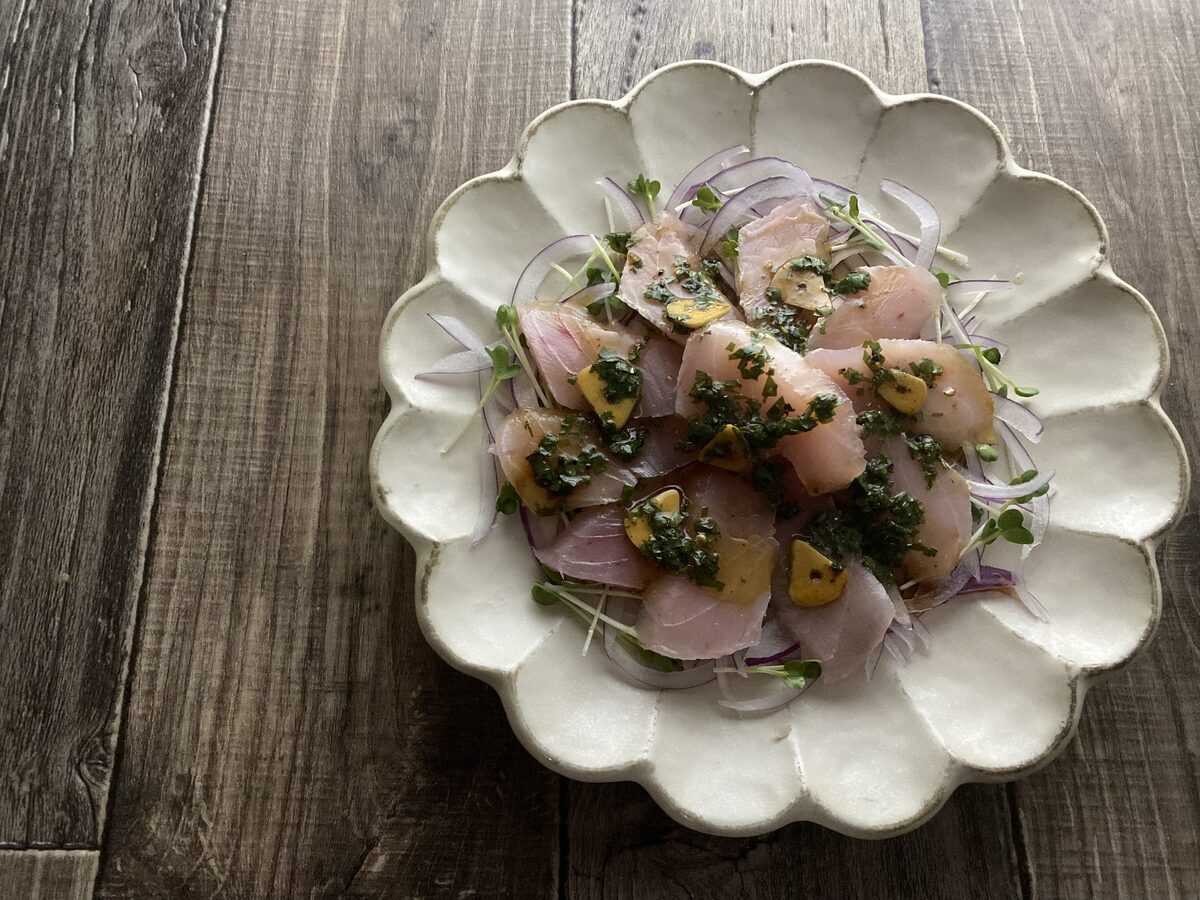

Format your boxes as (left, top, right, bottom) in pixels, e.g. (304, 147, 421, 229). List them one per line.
(1, 0, 1198, 897)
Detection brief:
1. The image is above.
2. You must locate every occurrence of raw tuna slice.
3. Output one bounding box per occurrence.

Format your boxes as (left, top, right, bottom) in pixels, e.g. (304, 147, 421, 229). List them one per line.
(534, 505, 655, 589)
(773, 561, 894, 681)
(636, 470, 778, 659)
(736, 196, 831, 314)
(636, 337, 684, 417)
(617, 216, 705, 338)
(808, 265, 941, 350)
(676, 319, 866, 494)
(518, 302, 638, 408)
(809, 338, 996, 448)
(492, 406, 635, 513)
(628, 416, 693, 478)
(880, 435, 973, 582)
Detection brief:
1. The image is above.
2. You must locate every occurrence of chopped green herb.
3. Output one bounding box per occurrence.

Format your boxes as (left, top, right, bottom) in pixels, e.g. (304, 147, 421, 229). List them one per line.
(604, 231, 633, 254)
(525, 430, 608, 498)
(788, 256, 832, 277)
(644, 281, 674, 303)
(681, 371, 838, 457)
(626, 494, 723, 588)
(496, 481, 520, 515)
(931, 266, 952, 289)
(831, 271, 872, 295)
(856, 408, 903, 437)
(805, 455, 933, 584)
(909, 358, 944, 387)
(905, 434, 944, 488)
(591, 348, 642, 403)
(604, 424, 647, 461)
(726, 340, 772, 381)
(747, 302, 811, 353)
(976, 443, 999, 462)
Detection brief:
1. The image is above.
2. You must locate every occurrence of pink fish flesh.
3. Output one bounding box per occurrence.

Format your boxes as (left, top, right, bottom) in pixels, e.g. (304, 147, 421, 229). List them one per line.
(675, 319, 866, 494)
(772, 561, 894, 682)
(808, 266, 941, 350)
(534, 505, 656, 589)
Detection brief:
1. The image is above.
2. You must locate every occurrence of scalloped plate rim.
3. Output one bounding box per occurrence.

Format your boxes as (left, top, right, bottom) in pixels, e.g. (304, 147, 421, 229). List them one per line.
(369, 58, 1191, 838)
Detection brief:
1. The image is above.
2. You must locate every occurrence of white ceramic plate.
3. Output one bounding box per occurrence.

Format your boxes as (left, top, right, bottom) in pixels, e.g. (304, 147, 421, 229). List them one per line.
(370, 61, 1189, 837)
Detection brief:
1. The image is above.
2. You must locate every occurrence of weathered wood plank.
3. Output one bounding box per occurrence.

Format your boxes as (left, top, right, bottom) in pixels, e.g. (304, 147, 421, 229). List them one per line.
(0, 0, 225, 847)
(568, 5, 1023, 899)
(0, 850, 98, 900)
(573, 0, 926, 98)
(924, 0, 1200, 897)
(94, 0, 569, 896)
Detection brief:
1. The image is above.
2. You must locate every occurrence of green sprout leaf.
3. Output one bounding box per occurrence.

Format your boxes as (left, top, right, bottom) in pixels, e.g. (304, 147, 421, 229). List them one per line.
(628, 173, 661, 217)
(691, 185, 722, 212)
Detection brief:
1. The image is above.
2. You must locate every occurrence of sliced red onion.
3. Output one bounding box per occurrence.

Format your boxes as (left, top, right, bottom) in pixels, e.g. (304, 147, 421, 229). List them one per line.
(993, 394, 1044, 443)
(887, 584, 911, 628)
(518, 505, 561, 551)
(964, 468, 1054, 501)
(701, 176, 802, 254)
(709, 157, 816, 199)
(941, 301, 981, 368)
(997, 421, 1036, 472)
(864, 217, 919, 262)
(417, 346, 491, 378)
(963, 564, 1017, 592)
(909, 615, 932, 648)
(603, 622, 716, 690)
(947, 279, 1012, 296)
(883, 632, 911, 665)
(962, 546, 983, 581)
(561, 282, 615, 308)
(717, 681, 808, 714)
(881, 179, 940, 271)
(511, 234, 599, 305)
(743, 641, 802, 667)
(512, 370, 540, 408)
(597, 177, 645, 228)
(908, 564, 975, 611)
(709, 258, 737, 291)
(1014, 582, 1050, 621)
(811, 178, 878, 215)
(962, 443, 985, 480)
(471, 377, 501, 545)
(1024, 493, 1050, 559)
(830, 246, 870, 268)
(429, 313, 485, 351)
(665, 144, 749, 212)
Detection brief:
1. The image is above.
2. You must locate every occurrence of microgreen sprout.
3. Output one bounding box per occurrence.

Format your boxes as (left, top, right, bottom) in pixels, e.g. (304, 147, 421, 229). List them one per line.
(441, 342, 522, 452)
(691, 185, 722, 212)
(819, 194, 913, 267)
(713, 658, 823, 690)
(532, 582, 679, 670)
(956, 343, 1040, 397)
(961, 470, 1051, 556)
(496, 303, 550, 406)
(628, 173, 661, 219)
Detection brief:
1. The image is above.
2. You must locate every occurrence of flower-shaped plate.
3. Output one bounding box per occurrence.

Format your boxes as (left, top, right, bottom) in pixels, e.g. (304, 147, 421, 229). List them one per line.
(370, 60, 1189, 837)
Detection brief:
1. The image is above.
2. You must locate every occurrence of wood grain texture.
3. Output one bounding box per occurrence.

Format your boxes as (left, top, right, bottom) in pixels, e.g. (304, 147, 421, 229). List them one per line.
(572, 0, 927, 97)
(568, 5, 1022, 899)
(924, 0, 1200, 897)
(0, 0, 225, 847)
(94, 0, 569, 897)
(0, 850, 98, 900)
